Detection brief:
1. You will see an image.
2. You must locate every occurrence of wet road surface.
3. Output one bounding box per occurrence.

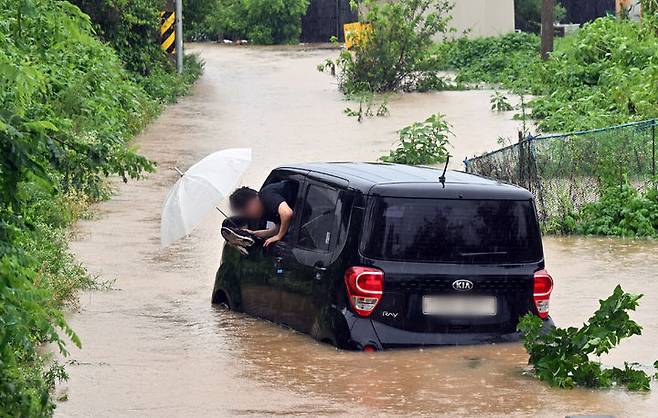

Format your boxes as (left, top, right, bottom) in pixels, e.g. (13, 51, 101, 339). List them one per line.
(56, 45, 658, 417)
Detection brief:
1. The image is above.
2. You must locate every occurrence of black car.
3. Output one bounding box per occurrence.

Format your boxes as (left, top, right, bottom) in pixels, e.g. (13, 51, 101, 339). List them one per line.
(212, 163, 554, 351)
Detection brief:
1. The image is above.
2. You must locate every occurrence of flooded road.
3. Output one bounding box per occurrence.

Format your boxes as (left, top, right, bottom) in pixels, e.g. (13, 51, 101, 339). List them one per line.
(57, 45, 658, 417)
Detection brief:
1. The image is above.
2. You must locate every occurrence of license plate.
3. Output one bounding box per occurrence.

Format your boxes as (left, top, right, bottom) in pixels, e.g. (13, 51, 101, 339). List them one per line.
(422, 296, 497, 316)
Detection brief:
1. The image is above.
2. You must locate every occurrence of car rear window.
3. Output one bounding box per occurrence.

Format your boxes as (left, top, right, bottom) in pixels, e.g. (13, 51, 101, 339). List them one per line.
(361, 197, 542, 264)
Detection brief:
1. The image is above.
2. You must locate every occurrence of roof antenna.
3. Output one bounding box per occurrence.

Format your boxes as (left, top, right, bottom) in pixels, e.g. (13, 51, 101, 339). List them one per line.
(439, 155, 450, 188)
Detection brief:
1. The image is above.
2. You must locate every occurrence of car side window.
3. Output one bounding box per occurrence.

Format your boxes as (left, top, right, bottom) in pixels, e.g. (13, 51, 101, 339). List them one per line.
(297, 184, 339, 252)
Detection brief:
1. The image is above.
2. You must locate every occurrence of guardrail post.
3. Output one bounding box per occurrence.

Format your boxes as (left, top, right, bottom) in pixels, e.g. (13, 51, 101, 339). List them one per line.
(175, 0, 183, 74)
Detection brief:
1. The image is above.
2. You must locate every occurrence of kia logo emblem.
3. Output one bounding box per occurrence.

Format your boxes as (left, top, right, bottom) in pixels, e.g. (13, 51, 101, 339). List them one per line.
(452, 279, 473, 291)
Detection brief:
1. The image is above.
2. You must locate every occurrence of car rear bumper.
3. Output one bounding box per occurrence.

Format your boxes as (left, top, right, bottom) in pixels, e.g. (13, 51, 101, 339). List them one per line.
(345, 312, 554, 350)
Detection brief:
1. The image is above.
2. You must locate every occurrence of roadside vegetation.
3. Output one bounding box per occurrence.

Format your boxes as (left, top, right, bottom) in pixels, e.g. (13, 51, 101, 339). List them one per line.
(435, 16, 658, 133)
(183, 0, 310, 44)
(519, 286, 658, 391)
(0, 0, 201, 415)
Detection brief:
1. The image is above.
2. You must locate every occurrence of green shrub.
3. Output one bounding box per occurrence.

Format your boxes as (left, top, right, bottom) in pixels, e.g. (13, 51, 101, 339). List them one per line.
(380, 114, 452, 165)
(490, 91, 513, 112)
(321, 0, 453, 94)
(518, 285, 657, 391)
(529, 17, 658, 132)
(575, 179, 658, 237)
(433, 31, 540, 86)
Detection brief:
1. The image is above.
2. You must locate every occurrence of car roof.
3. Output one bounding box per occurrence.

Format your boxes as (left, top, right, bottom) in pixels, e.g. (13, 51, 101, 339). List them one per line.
(277, 162, 533, 200)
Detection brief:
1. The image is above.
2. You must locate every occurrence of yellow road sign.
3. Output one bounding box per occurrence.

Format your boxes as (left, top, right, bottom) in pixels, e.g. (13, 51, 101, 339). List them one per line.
(343, 22, 371, 50)
(160, 11, 176, 54)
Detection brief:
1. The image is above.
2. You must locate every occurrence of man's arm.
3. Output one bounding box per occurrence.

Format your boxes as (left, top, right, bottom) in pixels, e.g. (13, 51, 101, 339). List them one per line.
(263, 202, 293, 247)
(249, 226, 279, 239)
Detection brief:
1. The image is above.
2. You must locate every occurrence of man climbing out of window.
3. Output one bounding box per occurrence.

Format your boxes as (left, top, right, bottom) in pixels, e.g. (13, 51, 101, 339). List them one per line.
(222, 181, 295, 254)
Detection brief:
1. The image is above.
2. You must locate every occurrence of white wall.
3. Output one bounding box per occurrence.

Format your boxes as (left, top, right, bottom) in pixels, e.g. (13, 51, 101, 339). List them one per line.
(447, 0, 515, 38)
(368, 1, 516, 40)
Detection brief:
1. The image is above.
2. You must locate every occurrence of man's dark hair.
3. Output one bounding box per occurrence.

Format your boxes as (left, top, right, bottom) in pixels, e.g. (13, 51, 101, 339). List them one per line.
(229, 186, 258, 211)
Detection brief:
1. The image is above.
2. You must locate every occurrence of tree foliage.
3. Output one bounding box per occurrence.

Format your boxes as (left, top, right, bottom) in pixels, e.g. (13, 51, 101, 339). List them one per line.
(515, 0, 566, 33)
(641, 0, 658, 15)
(70, 0, 203, 101)
(183, 0, 309, 44)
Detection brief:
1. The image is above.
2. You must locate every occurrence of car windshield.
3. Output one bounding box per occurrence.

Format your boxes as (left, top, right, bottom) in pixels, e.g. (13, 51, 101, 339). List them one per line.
(361, 197, 542, 264)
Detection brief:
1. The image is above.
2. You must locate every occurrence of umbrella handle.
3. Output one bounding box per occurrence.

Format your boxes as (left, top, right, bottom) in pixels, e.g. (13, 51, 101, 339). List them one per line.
(215, 207, 240, 229)
(174, 167, 184, 177)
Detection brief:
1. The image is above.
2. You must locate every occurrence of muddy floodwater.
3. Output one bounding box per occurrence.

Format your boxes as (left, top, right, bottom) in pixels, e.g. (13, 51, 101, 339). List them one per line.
(57, 45, 658, 417)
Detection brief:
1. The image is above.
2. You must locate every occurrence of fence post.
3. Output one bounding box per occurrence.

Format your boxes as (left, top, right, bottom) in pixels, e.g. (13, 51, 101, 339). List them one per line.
(651, 119, 658, 177)
(518, 131, 525, 188)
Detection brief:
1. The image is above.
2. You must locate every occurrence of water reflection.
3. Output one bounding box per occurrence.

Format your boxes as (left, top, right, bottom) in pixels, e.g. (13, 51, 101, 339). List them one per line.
(205, 235, 658, 416)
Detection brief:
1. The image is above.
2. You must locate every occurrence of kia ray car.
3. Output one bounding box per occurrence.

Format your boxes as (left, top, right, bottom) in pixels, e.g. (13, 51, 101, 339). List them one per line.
(212, 163, 554, 351)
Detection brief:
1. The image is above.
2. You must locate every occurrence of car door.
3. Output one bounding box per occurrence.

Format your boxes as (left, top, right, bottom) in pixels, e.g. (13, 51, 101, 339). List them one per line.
(239, 169, 305, 323)
(272, 174, 348, 333)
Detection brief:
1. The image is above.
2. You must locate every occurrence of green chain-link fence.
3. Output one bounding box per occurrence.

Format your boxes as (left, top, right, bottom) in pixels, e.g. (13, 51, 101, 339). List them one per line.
(464, 119, 657, 224)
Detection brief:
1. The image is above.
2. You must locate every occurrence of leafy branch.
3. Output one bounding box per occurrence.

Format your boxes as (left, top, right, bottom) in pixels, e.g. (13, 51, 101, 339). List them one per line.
(518, 285, 657, 391)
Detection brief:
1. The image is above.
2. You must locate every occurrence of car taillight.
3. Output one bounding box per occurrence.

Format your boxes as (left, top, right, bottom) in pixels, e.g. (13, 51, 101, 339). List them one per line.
(533, 269, 553, 319)
(344, 266, 384, 317)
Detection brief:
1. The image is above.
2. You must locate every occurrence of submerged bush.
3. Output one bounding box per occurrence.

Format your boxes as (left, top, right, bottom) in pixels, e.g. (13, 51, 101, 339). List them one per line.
(320, 0, 453, 94)
(380, 114, 452, 165)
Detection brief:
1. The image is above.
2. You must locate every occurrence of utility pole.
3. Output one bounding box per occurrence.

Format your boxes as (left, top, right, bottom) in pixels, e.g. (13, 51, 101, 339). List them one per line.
(175, 0, 183, 74)
(540, 0, 554, 60)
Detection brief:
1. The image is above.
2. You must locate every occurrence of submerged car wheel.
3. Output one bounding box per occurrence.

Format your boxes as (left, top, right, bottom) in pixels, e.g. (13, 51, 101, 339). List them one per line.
(211, 289, 231, 309)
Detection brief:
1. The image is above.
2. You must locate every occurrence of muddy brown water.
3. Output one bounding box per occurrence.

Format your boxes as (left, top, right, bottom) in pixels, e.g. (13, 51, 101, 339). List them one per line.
(56, 45, 658, 417)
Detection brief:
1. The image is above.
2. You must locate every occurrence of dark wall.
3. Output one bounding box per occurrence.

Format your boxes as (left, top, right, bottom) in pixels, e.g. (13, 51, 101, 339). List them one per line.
(301, 0, 358, 43)
(559, 0, 615, 24)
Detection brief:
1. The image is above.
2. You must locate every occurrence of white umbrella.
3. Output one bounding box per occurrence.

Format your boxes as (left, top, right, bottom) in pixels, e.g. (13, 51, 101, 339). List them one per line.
(160, 148, 252, 247)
